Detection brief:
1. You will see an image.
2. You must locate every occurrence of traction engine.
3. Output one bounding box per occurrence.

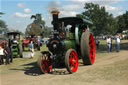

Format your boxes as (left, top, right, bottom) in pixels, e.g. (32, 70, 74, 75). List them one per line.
(37, 11, 95, 74)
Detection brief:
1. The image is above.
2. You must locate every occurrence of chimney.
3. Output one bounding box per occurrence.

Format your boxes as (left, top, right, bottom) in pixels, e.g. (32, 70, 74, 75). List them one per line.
(51, 11, 59, 31)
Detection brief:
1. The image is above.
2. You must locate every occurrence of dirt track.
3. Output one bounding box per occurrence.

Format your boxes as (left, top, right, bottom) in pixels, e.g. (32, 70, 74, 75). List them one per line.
(1, 49, 128, 85)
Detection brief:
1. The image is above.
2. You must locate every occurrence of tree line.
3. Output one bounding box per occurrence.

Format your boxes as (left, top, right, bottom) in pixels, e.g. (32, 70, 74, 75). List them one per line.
(0, 12, 8, 38)
(1, 2, 128, 38)
(76, 3, 128, 36)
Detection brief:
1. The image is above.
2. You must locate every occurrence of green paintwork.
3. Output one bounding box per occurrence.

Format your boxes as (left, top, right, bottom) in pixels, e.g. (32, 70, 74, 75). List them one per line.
(69, 33, 75, 39)
(64, 40, 76, 50)
(12, 52, 18, 55)
(12, 48, 18, 51)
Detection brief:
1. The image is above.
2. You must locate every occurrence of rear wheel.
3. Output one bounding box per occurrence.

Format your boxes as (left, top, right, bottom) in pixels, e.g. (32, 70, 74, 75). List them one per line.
(38, 51, 52, 74)
(65, 49, 78, 74)
(80, 32, 95, 65)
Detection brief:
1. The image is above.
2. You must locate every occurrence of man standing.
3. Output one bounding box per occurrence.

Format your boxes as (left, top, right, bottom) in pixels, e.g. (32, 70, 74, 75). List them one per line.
(115, 35, 120, 52)
(29, 41, 34, 58)
(106, 36, 111, 53)
(4, 44, 11, 65)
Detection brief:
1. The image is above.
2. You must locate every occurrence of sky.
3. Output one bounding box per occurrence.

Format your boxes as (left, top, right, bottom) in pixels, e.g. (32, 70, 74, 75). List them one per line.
(0, 0, 128, 32)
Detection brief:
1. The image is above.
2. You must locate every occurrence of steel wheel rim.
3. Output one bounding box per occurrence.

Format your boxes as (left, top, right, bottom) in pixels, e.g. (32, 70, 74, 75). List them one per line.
(69, 50, 78, 72)
(89, 33, 95, 64)
(40, 54, 52, 73)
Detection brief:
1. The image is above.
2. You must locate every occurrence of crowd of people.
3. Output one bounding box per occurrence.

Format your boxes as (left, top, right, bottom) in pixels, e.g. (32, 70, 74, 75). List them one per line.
(0, 43, 12, 65)
(0, 40, 35, 65)
(106, 35, 120, 53)
(96, 34, 121, 53)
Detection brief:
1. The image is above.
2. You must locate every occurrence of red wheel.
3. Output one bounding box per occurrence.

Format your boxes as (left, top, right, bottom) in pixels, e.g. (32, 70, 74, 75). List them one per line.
(38, 51, 52, 73)
(89, 33, 95, 64)
(65, 49, 78, 74)
(80, 32, 95, 65)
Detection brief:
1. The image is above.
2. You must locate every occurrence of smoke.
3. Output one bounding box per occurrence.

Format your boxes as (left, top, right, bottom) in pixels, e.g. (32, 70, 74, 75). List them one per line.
(48, 1, 60, 12)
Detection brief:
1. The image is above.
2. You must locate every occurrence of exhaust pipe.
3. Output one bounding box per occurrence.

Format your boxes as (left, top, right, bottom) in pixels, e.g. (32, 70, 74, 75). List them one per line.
(51, 11, 59, 31)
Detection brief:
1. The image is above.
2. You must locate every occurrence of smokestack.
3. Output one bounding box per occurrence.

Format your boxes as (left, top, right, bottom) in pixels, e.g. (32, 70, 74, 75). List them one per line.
(51, 11, 59, 30)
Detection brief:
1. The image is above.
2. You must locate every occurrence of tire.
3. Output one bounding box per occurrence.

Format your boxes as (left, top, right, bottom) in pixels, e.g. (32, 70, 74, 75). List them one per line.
(37, 51, 52, 74)
(65, 49, 78, 74)
(80, 32, 95, 65)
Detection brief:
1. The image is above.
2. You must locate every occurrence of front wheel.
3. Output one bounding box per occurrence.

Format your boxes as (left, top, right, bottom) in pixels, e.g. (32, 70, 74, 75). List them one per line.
(65, 49, 78, 74)
(38, 51, 52, 74)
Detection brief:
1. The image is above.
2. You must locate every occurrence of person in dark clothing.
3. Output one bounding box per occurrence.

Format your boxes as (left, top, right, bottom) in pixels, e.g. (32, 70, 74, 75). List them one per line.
(4, 44, 12, 65)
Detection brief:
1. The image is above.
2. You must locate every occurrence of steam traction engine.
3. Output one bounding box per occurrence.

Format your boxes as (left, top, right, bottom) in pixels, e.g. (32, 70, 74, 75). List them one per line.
(38, 11, 95, 74)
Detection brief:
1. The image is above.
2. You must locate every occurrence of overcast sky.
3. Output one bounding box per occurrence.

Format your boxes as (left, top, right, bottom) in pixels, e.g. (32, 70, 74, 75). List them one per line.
(0, 0, 128, 32)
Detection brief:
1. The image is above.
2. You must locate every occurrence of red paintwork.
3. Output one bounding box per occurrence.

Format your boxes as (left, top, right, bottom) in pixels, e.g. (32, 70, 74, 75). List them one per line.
(40, 55, 52, 73)
(89, 33, 95, 64)
(0, 40, 8, 47)
(69, 50, 78, 72)
(22, 36, 39, 48)
(22, 39, 30, 47)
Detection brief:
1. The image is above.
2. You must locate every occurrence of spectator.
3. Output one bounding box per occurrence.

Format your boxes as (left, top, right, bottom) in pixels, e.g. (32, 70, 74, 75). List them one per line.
(95, 38, 100, 49)
(38, 36, 41, 46)
(106, 36, 111, 52)
(38, 36, 41, 42)
(110, 37, 113, 52)
(0, 45, 4, 65)
(29, 41, 34, 58)
(115, 35, 120, 52)
(4, 44, 11, 65)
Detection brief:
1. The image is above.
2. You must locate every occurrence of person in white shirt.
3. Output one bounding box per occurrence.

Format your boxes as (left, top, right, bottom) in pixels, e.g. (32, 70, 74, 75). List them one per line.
(106, 36, 111, 52)
(0, 45, 5, 65)
(115, 35, 120, 52)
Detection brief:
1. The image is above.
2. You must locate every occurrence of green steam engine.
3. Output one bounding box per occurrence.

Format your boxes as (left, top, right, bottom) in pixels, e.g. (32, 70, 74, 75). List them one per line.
(38, 11, 95, 74)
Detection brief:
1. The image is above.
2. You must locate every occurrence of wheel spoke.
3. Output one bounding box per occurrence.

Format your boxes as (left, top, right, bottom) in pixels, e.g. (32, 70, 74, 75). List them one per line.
(89, 34, 95, 64)
(40, 53, 52, 73)
(66, 50, 78, 73)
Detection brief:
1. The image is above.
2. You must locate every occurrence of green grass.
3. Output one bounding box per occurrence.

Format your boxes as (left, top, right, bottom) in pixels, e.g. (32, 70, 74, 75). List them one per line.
(0, 40, 128, 74)
(96, 40, 128, 53)
(0, 45, 47, 74)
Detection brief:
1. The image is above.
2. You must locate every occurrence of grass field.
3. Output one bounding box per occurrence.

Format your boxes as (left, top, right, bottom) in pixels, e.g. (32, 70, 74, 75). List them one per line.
(0, 40, 128, 85)
(0, 40, 128, 74)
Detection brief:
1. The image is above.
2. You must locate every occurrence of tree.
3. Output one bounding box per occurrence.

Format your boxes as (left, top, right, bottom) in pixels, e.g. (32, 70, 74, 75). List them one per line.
(25, 23, 43, 36)
(42, 26, 52, 38)
(25, 13, 45, 36)
(31, 13, 45, 29)
(116, 11, 128, 33)
(77, 3, 118, 36)
(0, 12, 4, 17)
(0, 20, 8, 34)
(0, 12, 8, 33)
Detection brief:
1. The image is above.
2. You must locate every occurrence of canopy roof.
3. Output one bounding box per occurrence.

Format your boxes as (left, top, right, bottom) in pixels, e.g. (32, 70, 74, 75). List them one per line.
(7, 32, 20, 36)
(58, 17, 93, 26)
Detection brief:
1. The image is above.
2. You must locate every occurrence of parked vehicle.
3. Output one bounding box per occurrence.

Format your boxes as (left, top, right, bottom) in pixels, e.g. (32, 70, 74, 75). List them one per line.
(22, 35, 41, 51)
(37, 11, 95, 74)
(7, 32, 23, 58)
